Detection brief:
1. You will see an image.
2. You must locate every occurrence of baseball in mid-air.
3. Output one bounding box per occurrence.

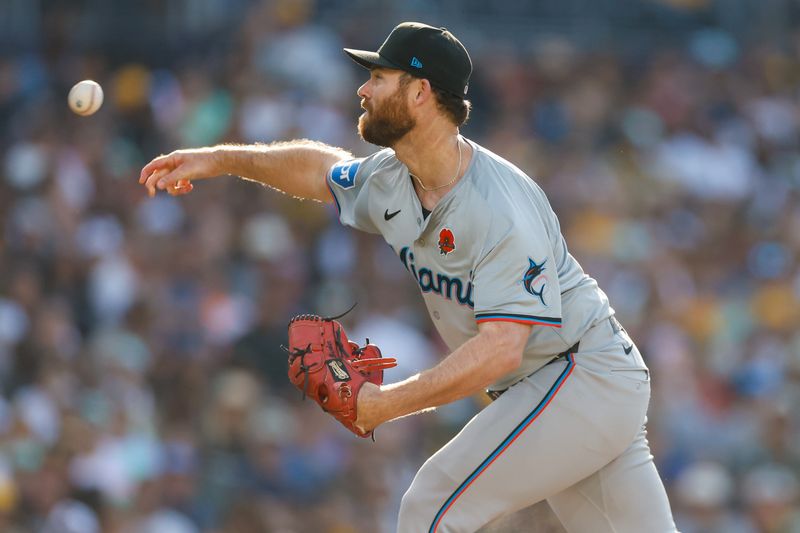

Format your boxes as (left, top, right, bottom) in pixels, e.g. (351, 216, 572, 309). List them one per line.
(68, 80, 104, 116)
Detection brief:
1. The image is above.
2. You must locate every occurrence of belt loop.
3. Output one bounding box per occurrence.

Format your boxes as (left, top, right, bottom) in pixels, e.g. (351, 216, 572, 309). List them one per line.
(487, 390, 505, 401)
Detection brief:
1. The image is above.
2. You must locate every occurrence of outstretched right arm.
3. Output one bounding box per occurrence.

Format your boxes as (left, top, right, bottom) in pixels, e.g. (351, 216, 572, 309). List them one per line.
(138, 140, 352, 203)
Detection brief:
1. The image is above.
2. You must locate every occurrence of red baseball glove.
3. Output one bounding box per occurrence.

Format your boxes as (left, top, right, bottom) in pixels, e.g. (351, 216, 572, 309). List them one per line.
(287, 314, 396, 438)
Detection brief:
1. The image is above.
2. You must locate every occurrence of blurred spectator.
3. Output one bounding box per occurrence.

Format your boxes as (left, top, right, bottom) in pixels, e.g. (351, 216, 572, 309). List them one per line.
(742, 464, 800, 533)
(674, 461, 754, 533)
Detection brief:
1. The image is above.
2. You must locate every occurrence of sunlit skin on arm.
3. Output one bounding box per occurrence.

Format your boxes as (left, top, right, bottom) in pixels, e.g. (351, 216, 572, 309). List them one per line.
(354, 321, 532, 433)
(138, 140, 351, 203)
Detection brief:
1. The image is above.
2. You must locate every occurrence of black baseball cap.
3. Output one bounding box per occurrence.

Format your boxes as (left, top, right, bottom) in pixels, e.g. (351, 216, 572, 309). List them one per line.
(344, 22, 472, 98)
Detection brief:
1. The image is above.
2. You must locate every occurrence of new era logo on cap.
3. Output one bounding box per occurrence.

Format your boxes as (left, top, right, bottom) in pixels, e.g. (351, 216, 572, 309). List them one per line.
(410, 56, 423, 68)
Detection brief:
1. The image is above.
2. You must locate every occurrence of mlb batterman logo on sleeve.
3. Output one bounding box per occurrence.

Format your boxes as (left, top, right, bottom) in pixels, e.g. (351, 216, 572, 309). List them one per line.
(330, 159, 363, 189)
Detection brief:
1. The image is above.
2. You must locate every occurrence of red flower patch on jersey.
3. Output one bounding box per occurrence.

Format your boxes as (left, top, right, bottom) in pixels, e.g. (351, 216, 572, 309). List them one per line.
(438, 228, 456, 255)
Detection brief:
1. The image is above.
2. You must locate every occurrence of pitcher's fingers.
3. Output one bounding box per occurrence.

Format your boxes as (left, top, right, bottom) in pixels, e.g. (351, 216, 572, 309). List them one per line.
(167, 180, 193, 196)
(143, 167, 170, 196)
(154, 167, 189, 191)
(139, 153, 177, 183)
(144, 166, 178, 192)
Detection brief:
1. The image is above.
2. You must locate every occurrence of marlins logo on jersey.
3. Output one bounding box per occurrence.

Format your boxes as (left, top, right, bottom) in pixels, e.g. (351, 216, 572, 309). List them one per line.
(522, 258, 548, 306)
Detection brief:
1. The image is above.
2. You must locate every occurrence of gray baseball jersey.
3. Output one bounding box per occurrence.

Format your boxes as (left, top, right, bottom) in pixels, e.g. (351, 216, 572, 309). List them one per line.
(325, 137, 676, 532)
(326, 137, 612, 390)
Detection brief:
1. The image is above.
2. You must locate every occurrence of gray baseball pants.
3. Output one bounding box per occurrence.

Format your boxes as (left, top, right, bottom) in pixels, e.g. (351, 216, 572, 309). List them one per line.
(397, 317, 677, 533)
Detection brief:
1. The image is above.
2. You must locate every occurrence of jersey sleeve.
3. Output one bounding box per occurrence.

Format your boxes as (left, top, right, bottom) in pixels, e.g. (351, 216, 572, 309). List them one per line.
(472, 215, 562, 328)
(325, 149, 392, 234)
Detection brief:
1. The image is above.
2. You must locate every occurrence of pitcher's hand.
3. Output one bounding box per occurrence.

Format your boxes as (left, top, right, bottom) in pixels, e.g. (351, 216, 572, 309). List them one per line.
(139, 148, 221, 197)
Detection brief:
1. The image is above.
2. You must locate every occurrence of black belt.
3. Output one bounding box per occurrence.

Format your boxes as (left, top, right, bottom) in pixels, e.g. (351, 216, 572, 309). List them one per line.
(486, 341, 580, 402)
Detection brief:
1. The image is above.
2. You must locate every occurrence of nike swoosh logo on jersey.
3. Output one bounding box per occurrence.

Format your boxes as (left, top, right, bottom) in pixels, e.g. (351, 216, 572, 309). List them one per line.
(623, 344, 633, 355)
(384, 209, 401, 221)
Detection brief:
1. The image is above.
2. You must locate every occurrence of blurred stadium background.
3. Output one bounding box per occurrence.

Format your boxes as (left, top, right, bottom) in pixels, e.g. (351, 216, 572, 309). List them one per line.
(1, 0, 800, 531)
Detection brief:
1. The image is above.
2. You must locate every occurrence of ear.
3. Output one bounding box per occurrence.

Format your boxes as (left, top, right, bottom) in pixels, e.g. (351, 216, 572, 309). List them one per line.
(412, 78, 434, 105)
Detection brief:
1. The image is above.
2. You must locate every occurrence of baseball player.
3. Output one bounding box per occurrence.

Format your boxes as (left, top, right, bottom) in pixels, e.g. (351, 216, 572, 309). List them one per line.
(140, 22, 677, 533)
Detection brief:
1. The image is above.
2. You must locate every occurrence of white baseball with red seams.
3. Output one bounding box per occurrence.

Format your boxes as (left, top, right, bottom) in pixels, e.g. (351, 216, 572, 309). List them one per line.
(68, 80, 104, 116)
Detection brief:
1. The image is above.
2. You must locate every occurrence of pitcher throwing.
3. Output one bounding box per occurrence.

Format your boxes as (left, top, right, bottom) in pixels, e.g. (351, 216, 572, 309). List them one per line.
(140, 22, 677, 533)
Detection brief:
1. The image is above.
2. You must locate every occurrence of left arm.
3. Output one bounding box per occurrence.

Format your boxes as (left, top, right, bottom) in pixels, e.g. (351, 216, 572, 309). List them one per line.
(355, 321, 532, 432)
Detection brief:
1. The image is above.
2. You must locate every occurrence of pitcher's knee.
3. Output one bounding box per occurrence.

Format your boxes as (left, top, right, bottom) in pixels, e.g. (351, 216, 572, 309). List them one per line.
(398, 458, 466, 532)
(398, 486, 432, 532)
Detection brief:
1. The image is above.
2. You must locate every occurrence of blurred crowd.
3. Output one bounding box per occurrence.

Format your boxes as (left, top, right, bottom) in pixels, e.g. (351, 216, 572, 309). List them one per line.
(1, 0, 800, 532)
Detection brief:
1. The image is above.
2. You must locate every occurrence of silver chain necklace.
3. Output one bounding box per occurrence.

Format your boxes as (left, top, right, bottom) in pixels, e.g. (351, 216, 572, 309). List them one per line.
(410, 139, 462, 192)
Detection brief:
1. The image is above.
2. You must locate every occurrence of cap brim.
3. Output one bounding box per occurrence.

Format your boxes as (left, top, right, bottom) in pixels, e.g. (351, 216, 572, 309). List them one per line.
(343, 48, 401, 71)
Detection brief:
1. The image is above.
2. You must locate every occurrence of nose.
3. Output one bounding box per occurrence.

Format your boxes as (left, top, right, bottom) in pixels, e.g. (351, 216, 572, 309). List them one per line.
(357, 79, 370, 99)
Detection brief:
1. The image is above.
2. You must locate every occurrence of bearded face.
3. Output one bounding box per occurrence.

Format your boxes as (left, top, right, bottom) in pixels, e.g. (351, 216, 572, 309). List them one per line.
(358, 80, 416, 147)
